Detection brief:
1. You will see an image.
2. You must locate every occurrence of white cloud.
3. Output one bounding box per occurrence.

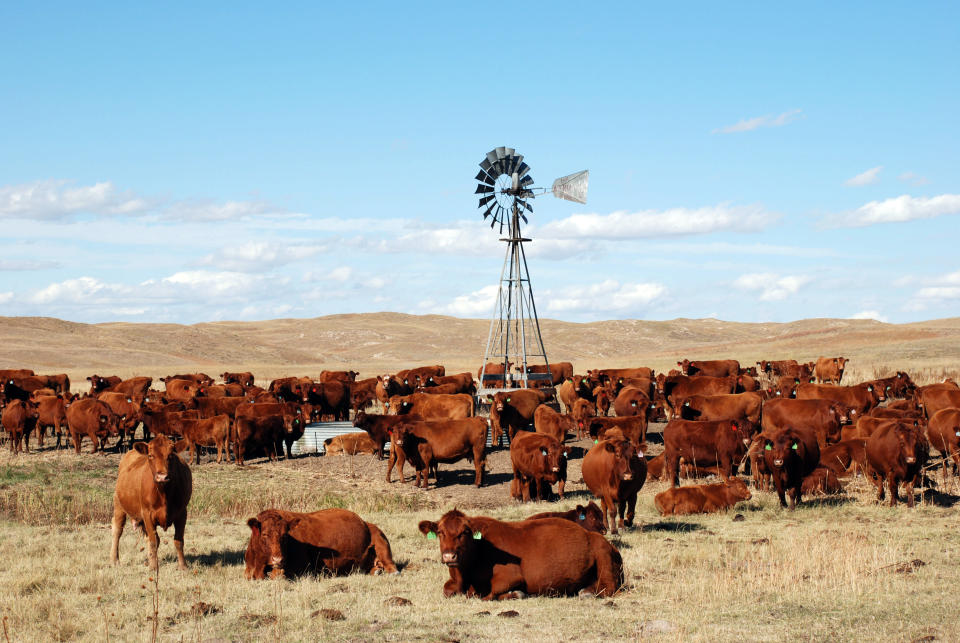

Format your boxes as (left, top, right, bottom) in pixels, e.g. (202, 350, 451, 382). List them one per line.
(0, 259, 60, 270)
(438, 285, 499, 317)
(898, 171, 930, 186)
(328, 266, 353, 282)
(0, 180, 151, 221)
(200, 241, 327, 272)
(539, 204, 776, 240)
(733, 273, 811, 301)
(844, 166, 882, 187)
(546, 280, 666, 313)
(712, 109, 803, 134)
(849, 310, 888, 322)
(831, 194, 960, 227)
(649, 241, 837, 258)
(30, 276, 131, 305)
(0, 292, 12, 304)
(160, 199, 283, 222)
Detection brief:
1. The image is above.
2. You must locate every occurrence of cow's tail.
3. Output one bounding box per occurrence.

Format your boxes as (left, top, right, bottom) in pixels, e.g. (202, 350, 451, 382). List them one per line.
(366, 523, 398, 574)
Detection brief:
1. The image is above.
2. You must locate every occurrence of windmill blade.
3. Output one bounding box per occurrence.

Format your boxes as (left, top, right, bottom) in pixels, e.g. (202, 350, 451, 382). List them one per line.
(494, 146, 507, 160)
(482, 203, 496, 219)
(486, 150, 500, 166)
(551, 169, 589, 204)
(475, 170, 495, 185)
(519, 175, 534, 188)
(515, 161, 530, 178)
(475, 184, 494, 194)
(521, 200, 533, 213)
(504, 147, 515, 157)
(478, 194, 495, 208)
(520, 213, 528, 224)
(480, 157, 498, 177)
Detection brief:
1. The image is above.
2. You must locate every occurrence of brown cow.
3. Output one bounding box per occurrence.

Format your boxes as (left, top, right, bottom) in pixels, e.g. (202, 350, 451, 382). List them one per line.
(814, 357, 849, 384)
(353, 410, 422, 460)
(612, 386, 653, 419)
(532, 404, 575, 443)
(654, 478, 751, 516)
(661, 375, 738, 417)
(761, 426, 820, 509)
(517, 361, 573, 387)
(245, 508, 397, 579)
(818, 439, 868, 476)
(416, 383, 461, 395)
(593, 386, 613, 417)
(162, 373, 214, 386)
(418, 509, 623, 599)
(97, 392, 141, 446)
(478, 361, 512, 389)
(509, 431, 568, 501)
(678, 359, 739, 378)
(796, 382, 883, 420)
(866, 422, 927, 507)
(487, 390, 548, 444)
(106, 376, 152, 399)
(67, 398, 121, 453)
(762, 398, 847, 448)
(926, 408, 960, 481)
(302, 380, 350, 421)
(587, 416, 648, 448)
(34, 394, 69, 448)
(423, 372, 476, 394)
(398, 365, 446, 388)
(164, 379, 202, 401)
(194, 396, 249, 419)
(919, 385, 960, 418)
(557, 376, 594, 411)
(389, 417, 487, 487)
(663, 418, 756, 486)
(571, 398, 596, 439)
(2, 399, 38, 454)
(801, 467, 843, 496)
(842, 416, 921, 442)
(111, 434, 192, 570)
(590, 367, 654, 385)
(234, 416, 284, 465)
(87, 374, 122, 395)
(678, 392, 762, 425)
(527, 502, 606, 534)
(581, 437, 646, 534)
(0, 368, 34, 380)
(324, 432, 378, 456)
(222, 371, 255, 387)
(175, 414, 232, 463)
(757, 360, 799, 376)
(388, 393, 473, 420)
(319, 370, 359, 383)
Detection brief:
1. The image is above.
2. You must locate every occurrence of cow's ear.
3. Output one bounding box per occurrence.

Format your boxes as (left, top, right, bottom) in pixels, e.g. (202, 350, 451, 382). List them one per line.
(603, 442, 615, 452)
(247, 518, 261, 534)
(174, 439, 189, 454)
(133, 442, 149, 455)
(418, 521, 439, 537)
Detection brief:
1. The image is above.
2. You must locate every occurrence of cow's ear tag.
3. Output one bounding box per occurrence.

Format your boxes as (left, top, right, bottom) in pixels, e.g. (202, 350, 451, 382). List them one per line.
(426, 531, 436, 540)
(578, 513, 586, 521)
(506, 397, 511, 402)
(473, 531, 482, 540)
(540, 448, 548, 456)
(765, 444, 772, 451)
(791, 443, 798, 450)
(594, 439, 599, 444)
(955, 431, 959, 437)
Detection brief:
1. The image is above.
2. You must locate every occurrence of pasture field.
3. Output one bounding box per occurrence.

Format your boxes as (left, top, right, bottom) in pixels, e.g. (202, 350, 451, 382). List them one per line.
(2, 434, 960, 642)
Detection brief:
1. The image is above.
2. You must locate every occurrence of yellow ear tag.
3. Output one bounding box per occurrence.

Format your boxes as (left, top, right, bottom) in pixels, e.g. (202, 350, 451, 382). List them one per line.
(473, 532, 482, 540)
(427, 531, 436, 540)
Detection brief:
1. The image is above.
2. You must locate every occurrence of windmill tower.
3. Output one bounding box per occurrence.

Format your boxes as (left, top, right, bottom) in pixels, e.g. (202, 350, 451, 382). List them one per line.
(473, 146, 589, 395)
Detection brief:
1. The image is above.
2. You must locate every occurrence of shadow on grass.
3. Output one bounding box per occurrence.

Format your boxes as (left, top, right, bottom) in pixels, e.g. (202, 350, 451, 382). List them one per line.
(803, 495, 857, 508)
(187, 548, 246, 567)
(921, 489, 960, 508)
(640, 520, 705, 533)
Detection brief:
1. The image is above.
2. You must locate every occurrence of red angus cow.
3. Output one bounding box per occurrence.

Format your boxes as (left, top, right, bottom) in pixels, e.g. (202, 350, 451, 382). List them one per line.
(678, 392, 763, 425)
(532, 404, 576, 443)
(661, 375, 738, 418)
(175, 414, 233, 464)
(842, 417, 921, 442)
(588, 416, 648, 448)
(398, 365, 446, 388)
(423, 372, 476, 394)
(162, 373, 214, 386)
(678, 359, 739, 378)
(926, 409, 960, 482)
(418, 509, 623, 599)
(234, 416, 284, 465)
(87, 375, 121, 395)
(819, 439, 868, 476)
(0, 369, 34, 380)
(527, 501, 606, 534)
(110, 434, 192, 570)
(194, 396, 248, 419)
(654, 478, 752, 516)
(487, 390, 548, 444)
(164, 379, 202, 401)
(663, 418, 756, 486)
(323, 432, 379, 456)
(2, 399, 39, 454)
(571, 398, 596, 439)
(388, 393, 473, 420)
(66, 398, 121, 454)
(353, 410, 423, 460)
(589, 368, 654, 386)
(245, 508, 396, 579)
(97, 392, 141, 446)
(557, 376, 594, 412)
(814, 357, 849, 384)
(762, 398, 847, 448)
(349, 377, 379, 413)
(390, 417, 487, 488)
(478, 362, 513, 389)
(509, 431, 568, 501)
(34, 394, 69, 448)
(581, 437, 646, 534)
(796, 382, 883, 420)
(612, 386, 653, 419)
(757, 360, 799, 377)
(267, 377, 304, 403)
(302, 380, 349, 421)
(761, 426, 820, 509)
(593, 386, 613, 417)
(319, 370, 359, 383)
(416, 383, 461, 395)
(919, 385, 960, 418)
(106, 377, 152, 399)
(801, 467, 843, 496)
(222, 371, 255, 387)
(517, 361, 573, 388)
(866, 422, 927, 507)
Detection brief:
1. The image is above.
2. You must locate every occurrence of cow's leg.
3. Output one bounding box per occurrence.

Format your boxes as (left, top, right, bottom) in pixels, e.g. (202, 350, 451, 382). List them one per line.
(485, 565, 525, 600)
(110, 502, 126, 565)
(905, 475, 916, 508)
(624, 491, 637, 528)
(23, 430, 30, 453)
(665, 449, 679, 488)
(789, 480, 801, 510)
(774, 474, 788, 508)
(36, 425, 44, 447)
(385, 448, 396, 483)
(557, 477, 565, 499)
(144, 521, 160, 570)
(887, 472, 898, 507)
(603, 497, 618, 535)
(474, 445, 485, 487)
(173, 514, 187, 570)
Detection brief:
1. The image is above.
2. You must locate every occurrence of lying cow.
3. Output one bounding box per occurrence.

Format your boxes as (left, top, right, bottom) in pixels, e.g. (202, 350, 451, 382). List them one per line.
(324, 432, 378, 456)
(654, 478, 752, 516)
(527, 501, 606, 534)
(418, 509, 623, 599)
(245, 508, 397, 579)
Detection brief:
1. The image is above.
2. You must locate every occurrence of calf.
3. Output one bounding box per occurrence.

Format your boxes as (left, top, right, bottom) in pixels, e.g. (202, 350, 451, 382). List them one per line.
(111, 434, 192, 570)
(390, 417, 488, 487)
(324, 432, 378, 456)
(509, 431, 568, 501)
(418, 509, 622, 599)
(819, 439, 868, 476)
(245, 508, 396, 579)
(34, 394, 69, 448)
(532, 404, 575, 443)
(556, 376, 594, 411)
(866, 423, 927, 507)
(2, 399, 39, 454)
(581, 437, 646, 534)
(571, 398, 596, 439)
(527, 501, 606, 534)
(761, 426, 820, 509)
(175, 414, 232, 463)
(801, 467, 843, 496)
(612, 386, 653, 419)
(663, 418, 756, 486)
(654, 478, 751, 516)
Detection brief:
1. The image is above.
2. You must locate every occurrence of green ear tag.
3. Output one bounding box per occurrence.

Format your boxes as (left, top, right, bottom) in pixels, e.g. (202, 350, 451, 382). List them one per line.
(791, 443, 798, 450)
(594, 439, 599, 444)
(473, 532, 482, 540)
(579, 513, 586, 521)
(427, 531, 436, 540)
(764, 444, 772, 451)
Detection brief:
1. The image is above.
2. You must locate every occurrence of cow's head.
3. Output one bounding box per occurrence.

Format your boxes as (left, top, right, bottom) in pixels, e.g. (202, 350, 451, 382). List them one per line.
(602, 438, 638, 482)
(895, 426, 921, 466)
(246, 510, 295, 578)
(574, 502, 607, 534)
(724, 477, 752, 502)
(763, 430, 805, 469)
(418, 509, 481, 568)
(678, 359, 692, 375)
(537, 440, 567, 482)
(133, 434, 187, 485)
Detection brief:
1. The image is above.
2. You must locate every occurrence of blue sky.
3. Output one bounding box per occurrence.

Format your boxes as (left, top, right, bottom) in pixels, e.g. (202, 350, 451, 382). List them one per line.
(1, 2, 958, 324)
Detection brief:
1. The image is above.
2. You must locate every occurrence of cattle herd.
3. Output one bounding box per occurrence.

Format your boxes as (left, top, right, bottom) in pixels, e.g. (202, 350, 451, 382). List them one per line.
(2, 354, 959, 600)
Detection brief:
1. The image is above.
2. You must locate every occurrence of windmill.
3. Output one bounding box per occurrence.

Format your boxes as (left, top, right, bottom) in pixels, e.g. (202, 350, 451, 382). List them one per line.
(474, 146, 589, 395)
